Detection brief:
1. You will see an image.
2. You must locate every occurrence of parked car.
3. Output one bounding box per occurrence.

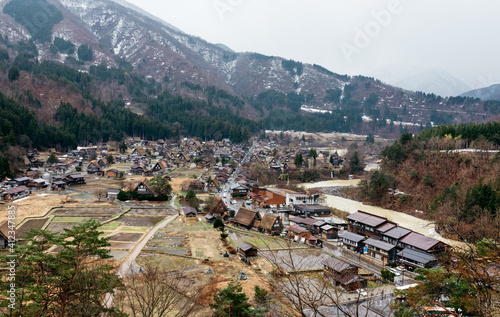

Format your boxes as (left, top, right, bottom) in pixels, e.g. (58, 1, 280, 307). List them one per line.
(389, 268, 401, 276)
(356, 288, 367, 296)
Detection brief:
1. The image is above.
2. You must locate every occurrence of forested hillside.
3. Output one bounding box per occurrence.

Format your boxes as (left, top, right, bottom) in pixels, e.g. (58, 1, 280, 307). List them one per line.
(359, 122, 500, 242)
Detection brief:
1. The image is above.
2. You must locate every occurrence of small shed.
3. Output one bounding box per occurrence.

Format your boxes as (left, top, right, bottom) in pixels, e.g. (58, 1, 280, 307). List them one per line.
(237, 242, 258, 257)
(107, 188, 120, 200)
(204, 214, 215, 224)
(183, 206, 197, 218)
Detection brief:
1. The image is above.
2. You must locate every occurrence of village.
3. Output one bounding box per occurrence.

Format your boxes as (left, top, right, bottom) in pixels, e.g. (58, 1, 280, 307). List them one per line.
(0, 132, 453, 315)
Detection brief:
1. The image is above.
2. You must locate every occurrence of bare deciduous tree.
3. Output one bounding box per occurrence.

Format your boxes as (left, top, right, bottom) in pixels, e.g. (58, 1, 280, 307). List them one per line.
(259, 239, 389, 317)
(114, 263, 201, 317)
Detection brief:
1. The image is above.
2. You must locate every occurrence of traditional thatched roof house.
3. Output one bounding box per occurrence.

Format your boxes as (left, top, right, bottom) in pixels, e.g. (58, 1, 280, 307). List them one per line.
(232, 207, 261, 230)
(259, 213, 282, 235)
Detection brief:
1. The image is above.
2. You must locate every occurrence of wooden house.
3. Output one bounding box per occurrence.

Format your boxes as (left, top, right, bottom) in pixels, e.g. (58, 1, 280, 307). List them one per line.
(232, 207, 261, 230)
(206, 179, 220, 192)
(237, 242, 258, 257)
(5, 186, 30, 200)
(152, 161, 168, 174)
(130, 164, 145, 175)
(208, 195, 228, 220)
(106, 169, 120, 179)
(347, 211, 388, 238)
(322, 257, 366, 291)
(339, 231, 366, 253)
(287, 224, 310, 242)
(63, 174, 85, 185)
(133, 180, 153, 195)
(259, 213, 282, 235)
(183, 207, 198, 218)
(363, 238, 397, 264)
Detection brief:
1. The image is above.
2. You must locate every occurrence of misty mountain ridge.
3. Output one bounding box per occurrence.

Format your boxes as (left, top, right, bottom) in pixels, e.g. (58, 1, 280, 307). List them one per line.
(461, 83, 500, 101)
(0, 0, 498, 142)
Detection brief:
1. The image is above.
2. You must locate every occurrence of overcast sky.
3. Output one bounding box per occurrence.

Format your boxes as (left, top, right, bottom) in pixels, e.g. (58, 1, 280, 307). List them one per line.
(124, 0, 500, 90)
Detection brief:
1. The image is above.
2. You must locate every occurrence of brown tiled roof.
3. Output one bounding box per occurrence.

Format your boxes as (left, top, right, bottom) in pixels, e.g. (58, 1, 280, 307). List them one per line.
(260, 214, 279, 230)
(400, 232, 440, 251)
(347, 211, 387, 227)
(375, 222, 397, 233)
(238, 242, 257, 252)
(322, 256, 355, 272)
(288, 224, 308, 234)
(233, 207, 259, 227)
(335, 272, 364, 286)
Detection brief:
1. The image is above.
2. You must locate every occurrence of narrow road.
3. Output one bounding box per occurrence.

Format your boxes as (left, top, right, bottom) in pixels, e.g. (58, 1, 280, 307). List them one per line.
(103, 194, 179, 310)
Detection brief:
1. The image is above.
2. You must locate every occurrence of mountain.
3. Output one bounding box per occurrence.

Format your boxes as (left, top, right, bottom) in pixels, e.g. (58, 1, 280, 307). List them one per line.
(0, 0, 499, 145)
(371, 66, 472, 97)
(461, 83, 500, 101)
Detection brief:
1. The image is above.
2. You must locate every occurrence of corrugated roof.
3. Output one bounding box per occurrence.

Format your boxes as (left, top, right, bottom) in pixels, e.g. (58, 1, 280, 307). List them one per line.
(375, 222, 397, 233)
(238, 241, 257, 252)
(383, 226, 412, 240)
(288, 224, 308, 234)
(347, 211, 387, 227)
(364, 238, 396, 251)
(339, 231, 366, 243)
(322, 256, 355, 272)
(400, 232, 440, 251)
(5, 186, 29, 194)
(397, 247, 436, 264)
(289, 216, 317, 226)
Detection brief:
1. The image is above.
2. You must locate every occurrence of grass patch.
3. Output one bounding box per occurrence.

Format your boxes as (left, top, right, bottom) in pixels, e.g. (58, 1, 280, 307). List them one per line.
(121, 227, 149, 232)
(100, 222, 121, 230)
(136, 253, 196, 271)
(52, 217, 89, 223)
(166, 220, 212, 232)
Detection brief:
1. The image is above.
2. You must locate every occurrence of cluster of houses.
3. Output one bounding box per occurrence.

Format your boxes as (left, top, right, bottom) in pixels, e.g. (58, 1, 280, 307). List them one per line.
(338, 211, 448, 270)
(0, 173, 86, 201)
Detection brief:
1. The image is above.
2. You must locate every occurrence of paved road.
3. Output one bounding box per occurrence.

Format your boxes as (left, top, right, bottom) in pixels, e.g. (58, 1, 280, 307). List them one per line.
(103, 195, 179, 310)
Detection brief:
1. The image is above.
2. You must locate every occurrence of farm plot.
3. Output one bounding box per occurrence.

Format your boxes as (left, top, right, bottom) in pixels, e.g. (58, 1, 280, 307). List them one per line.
(259, 249, 330, 273)
(228, 230, 297, 250)
(51, 207, 122, 217)
(126, 208, 177, 216)
(46, 222, 80, 234)
(17, 218, 49, 239)
(115, 216, 164, 227)
(143, 232, 191, 256)
(108, 232, 144, 242)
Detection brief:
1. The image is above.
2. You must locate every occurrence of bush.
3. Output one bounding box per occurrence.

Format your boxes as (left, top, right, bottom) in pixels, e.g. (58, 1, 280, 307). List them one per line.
(254, 286, 269, 304)
(213, 218, 224, 229)
(381, 269, 396, 282)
